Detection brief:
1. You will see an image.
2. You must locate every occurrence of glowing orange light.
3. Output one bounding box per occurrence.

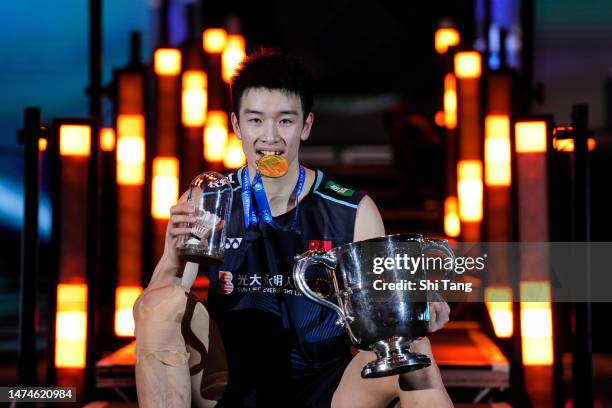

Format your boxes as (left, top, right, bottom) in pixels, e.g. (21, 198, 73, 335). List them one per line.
(520, 281, 553, 365)
(204, 111, 228, 162)
(59, 124, 91, 157)
(435, 28, 460, 54)
(152, 157, 179, 219)
(485, 286, 513, 338)
(223, 133, 246, 169)
(222, 35, 246, 83)
(154, 48, 181, 76)
(444, 196, 461, 238)
(100, 128, 116, 151)
(455, 51, 482, 79)
(55, 283, 87, 368)
(203, 28, 227, 54)
(116, 114, 145, 185)
(444, 74, 457, 130)
(457, 160, 483, 222)
(38, 138, 47, 152)
(182, 70, 208, 127)
(485, 115, 511, 186)
(515, 121, 547, 153)
(553, 137, 596, 152)
(434, 111, 446, 127)
(117, 114, 145, 140)
(115, 286, 142, 337)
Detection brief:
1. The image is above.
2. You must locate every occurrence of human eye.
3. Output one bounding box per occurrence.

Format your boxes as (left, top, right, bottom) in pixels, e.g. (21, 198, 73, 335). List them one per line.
(279, 118, 294, 125)
(247, 117, 261, 124)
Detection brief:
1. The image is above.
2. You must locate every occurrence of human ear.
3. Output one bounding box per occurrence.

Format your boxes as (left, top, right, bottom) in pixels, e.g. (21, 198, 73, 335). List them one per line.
(300, 112, 314, 142)
(230, 112, 242, 140)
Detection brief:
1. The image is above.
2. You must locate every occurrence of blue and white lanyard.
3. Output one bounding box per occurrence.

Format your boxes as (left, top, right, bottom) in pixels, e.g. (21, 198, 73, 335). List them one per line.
(241, 165, 306, 231)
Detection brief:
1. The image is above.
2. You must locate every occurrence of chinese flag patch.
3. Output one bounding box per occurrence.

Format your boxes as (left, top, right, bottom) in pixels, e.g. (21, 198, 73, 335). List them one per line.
(308, 240, 333, 252)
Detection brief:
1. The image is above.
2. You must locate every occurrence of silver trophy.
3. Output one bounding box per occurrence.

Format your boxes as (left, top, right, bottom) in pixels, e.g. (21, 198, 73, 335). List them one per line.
(293, 233, 455, 378)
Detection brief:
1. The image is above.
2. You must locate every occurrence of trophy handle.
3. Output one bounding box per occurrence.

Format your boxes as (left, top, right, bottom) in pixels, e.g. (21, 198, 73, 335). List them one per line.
(293, 250, 351, 326)
(422, 238, 456, 280)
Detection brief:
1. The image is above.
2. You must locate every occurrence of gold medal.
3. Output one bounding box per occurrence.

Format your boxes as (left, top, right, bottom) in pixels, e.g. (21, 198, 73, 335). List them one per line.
(256, 155, 289, 177)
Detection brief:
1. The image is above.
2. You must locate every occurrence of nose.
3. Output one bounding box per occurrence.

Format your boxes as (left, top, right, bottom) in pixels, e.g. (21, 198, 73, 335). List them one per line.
(262, 121, 280, 144)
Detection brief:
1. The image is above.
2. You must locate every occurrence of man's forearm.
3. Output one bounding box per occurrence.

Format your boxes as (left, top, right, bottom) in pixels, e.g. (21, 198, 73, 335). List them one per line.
(398, 337, 452, 406)
(148, 252, 180, 290)
(398, 338, 444, 390)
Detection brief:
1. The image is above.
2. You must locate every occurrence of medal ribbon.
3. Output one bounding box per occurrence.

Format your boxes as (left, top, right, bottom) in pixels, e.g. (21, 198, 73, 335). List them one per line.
(241, 165, 305, 231)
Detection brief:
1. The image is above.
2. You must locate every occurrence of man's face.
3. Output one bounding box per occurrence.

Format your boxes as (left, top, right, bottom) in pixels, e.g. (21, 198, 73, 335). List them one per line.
(231, 87, 313, 172)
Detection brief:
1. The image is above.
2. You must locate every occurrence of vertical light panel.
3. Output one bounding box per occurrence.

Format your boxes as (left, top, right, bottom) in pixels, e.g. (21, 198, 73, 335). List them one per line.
(204, 111, 228, 162)
(485, 286, 513, 338)
(515, 121, 547, 153)
(182, 70, 208, 127)
(55, 283, 87, 368)
(154, 48, 181, 76)
(515, 119, 554, 368)
(520, 281, 553, 365)
(223, 132, 246, 169)
(51, 118, 94, 372)
(443, 196, 461, 238)
(38, 138, 48, 152)
(154, 49, 181, 264)
(99, 127, 116, 152)
(116, 114, 145, 186)
(455, 51, 482, 241)
(115, 69, 146, 327)
(152, 157, 179, 219)
(222, 35, 246, 83)
(455, 51, 482, 79)
(60, 125, 91, 157)
(444, 74, 457, 130)
(485, 115, 511, 186)
(484, 74, 513, 308)
(115, 286, 142, 337)
(203, 28, 227, 54)
(457, 160, 483, 222)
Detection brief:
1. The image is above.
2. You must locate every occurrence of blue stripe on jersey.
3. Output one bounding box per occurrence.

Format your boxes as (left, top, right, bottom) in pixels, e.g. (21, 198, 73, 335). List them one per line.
(313, 191, 359, 208)
(313, 169, 323, 190)
(234, 166, 244, 191)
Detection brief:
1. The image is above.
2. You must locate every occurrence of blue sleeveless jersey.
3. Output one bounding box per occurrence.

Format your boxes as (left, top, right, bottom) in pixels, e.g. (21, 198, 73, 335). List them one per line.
(205, 167, 365, 406)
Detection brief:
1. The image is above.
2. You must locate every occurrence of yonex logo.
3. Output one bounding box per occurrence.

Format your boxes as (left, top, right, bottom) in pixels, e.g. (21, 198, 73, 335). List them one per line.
(224, 237, 243, 249)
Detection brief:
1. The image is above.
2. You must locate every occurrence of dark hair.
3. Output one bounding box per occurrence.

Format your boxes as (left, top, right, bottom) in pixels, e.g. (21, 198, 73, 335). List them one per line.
(231, 47, 315, 121)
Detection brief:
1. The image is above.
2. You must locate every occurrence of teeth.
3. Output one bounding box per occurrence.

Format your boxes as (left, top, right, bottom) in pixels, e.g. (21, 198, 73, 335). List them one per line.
(260, 150, 281, 156)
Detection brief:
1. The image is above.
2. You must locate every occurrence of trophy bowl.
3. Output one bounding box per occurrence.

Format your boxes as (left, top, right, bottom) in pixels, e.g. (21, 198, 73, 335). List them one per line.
(293, 233, 455, 378)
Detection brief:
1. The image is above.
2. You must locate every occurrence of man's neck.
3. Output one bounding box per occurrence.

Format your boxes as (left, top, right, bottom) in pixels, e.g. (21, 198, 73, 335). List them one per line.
(248, 159, 303, 216)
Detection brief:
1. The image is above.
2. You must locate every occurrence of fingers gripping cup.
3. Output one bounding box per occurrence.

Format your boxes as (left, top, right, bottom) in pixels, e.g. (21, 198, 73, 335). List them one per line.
(293, 233, 455, 378)
(177, 172, 233, 266)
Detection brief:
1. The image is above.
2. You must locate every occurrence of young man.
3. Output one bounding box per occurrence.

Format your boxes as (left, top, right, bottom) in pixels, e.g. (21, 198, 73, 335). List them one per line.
(134, 48, 452, 407)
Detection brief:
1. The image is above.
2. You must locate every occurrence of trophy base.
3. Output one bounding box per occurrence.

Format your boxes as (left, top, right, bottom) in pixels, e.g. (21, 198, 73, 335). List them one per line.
(361, 337, 431, 378)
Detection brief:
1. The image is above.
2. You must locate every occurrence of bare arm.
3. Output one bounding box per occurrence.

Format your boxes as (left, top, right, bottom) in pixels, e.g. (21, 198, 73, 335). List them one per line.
(353, 195, 385, 242)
